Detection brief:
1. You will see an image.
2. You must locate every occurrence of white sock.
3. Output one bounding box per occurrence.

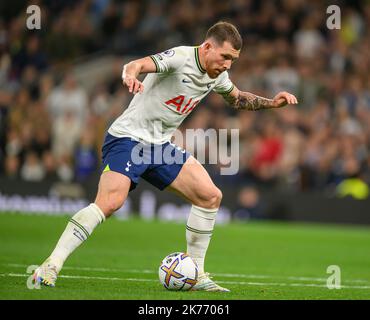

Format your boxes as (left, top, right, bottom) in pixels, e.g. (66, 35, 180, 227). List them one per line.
(186, 205, 218, 276)
(48, 203, 105, 273)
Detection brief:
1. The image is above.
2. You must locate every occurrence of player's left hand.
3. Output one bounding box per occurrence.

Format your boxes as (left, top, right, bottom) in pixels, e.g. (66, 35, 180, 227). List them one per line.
(272, 91, 298, 108)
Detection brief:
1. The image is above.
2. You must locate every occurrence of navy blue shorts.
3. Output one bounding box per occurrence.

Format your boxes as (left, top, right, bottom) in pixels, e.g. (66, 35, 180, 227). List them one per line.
(101, 133, 191, 191)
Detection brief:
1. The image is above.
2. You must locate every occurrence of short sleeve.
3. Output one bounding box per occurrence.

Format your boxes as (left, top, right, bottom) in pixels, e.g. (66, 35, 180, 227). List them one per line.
(150, 47, 187, 73)
(213, 71, 234, 94)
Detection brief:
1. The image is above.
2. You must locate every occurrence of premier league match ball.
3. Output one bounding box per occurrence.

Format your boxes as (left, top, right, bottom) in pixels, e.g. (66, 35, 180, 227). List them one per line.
(158, 252, 198, 291)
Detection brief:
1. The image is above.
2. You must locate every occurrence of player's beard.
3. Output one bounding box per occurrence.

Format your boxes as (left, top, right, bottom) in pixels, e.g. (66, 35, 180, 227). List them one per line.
(208, 69, 220, 79)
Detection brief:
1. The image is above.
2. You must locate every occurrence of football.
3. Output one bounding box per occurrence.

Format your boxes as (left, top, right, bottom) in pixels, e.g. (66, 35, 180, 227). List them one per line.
(158, 252, 198, 291)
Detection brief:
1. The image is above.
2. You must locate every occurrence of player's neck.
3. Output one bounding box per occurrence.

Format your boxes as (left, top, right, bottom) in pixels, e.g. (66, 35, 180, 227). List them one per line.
(198, 45, 207, 72)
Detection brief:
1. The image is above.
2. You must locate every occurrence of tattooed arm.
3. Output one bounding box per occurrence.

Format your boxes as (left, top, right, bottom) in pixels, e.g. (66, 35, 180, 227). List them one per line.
(221, 86, 298, 111)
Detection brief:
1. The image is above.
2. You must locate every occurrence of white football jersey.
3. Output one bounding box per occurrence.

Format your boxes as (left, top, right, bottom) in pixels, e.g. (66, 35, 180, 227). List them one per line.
(108, 46, 234, 144)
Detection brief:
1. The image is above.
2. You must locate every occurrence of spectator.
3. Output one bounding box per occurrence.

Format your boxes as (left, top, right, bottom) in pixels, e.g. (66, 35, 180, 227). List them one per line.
(74, 130, 98, 182)
(52, 111, 82, 159)
(336, 157, 369, 200)
(265, 56, 300, 96)
(11, 34, 48, 78)
(249, 117, 283, 184)
(42, 150, 58, 181)
(20, 151, 45, 181)
(56, 154, 74, 182)
(47, 72, 88, 126)
(293, 15, 325, 59)
(234, 186, 264, 221)
(4, 154, 20, 179)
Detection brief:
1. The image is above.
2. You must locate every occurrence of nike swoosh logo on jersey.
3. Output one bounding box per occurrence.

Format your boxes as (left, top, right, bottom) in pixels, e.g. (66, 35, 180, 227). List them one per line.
(182, 79, 191, 83)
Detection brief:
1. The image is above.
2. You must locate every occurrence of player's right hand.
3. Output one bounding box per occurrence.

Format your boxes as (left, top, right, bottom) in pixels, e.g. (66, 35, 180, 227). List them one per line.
(123, 76, 144, 94)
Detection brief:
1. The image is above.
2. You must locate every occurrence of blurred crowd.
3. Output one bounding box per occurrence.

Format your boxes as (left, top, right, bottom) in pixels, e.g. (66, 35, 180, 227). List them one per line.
(0, 0, 369, 201)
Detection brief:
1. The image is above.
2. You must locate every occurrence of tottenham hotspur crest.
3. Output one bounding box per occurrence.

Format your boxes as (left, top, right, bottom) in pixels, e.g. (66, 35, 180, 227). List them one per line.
(125, 161, 132, 172)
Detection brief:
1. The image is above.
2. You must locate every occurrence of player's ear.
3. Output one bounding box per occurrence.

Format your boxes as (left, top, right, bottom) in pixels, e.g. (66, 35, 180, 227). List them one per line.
(203, 41, 212, 52)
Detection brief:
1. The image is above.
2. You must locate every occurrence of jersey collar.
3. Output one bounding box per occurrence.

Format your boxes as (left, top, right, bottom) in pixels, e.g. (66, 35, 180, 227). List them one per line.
(194, 46, 206, 74)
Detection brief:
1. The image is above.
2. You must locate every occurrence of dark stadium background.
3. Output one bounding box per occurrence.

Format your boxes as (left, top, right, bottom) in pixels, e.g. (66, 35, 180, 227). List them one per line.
(0, 0, 369, 224)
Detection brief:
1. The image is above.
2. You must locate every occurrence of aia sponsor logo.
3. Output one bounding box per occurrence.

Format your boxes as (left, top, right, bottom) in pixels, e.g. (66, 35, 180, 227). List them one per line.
(165, 95, 199, 114)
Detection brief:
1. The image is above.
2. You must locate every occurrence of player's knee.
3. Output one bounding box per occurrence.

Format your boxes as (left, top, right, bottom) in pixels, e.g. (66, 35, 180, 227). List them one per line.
(211, 187, 223, 208)
(95, 191, 125, 217)
(105, 197, 124, 217)
(197, 187, 223, 209)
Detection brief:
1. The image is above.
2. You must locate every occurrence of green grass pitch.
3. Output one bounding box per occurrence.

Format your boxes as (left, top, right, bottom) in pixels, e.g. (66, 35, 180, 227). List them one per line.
(0, 213, 369, 300)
